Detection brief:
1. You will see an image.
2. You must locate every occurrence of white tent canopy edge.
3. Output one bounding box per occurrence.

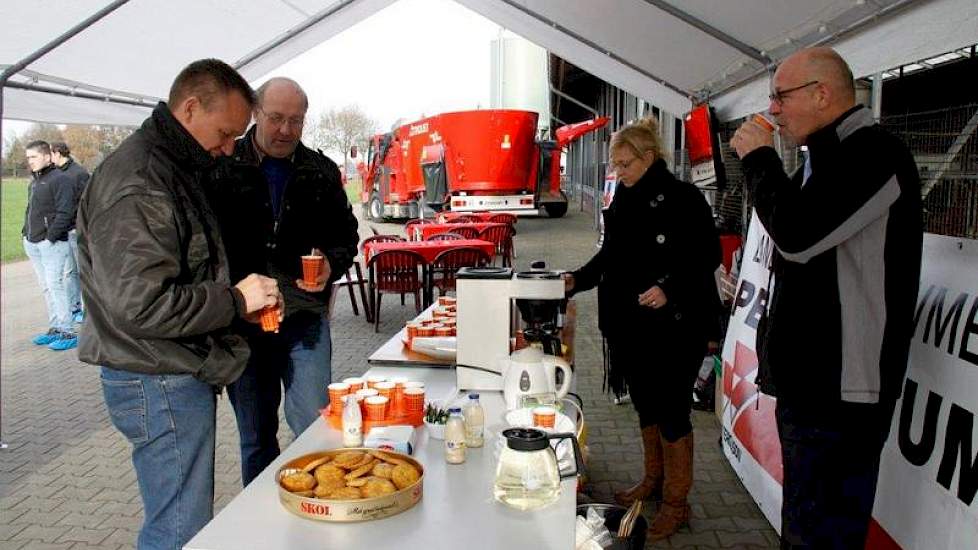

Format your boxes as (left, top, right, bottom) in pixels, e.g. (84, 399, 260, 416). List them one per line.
(1, 0, 976, 127)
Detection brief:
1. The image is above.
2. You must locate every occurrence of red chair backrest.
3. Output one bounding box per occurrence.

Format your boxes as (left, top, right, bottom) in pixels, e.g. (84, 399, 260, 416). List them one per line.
(426, 232, 463, 241)
(361, 234, 404, 254)
(477, 224, 515, 257)
(448, 226, 479, 239)
(431, 247, 493, 289)
(447, 215, 479, 223)
(367, 249, 426, 292)
(487, 213, 517, 225)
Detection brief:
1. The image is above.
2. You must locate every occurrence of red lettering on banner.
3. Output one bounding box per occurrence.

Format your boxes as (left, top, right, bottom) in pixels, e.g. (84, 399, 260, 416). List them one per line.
(723, 341, 783, 484)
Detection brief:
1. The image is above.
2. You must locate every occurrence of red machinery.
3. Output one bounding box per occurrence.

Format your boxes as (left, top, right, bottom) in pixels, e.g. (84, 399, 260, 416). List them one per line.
(360, 109, 608, 220)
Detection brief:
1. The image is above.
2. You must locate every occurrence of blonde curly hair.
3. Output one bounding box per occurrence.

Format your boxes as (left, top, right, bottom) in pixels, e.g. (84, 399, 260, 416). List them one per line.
(609, 117, 664, 162)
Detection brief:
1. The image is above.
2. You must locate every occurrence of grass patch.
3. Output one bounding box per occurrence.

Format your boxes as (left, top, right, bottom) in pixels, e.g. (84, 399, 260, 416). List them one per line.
(345, 178, 363, 205)
(2, 178, 28, 263)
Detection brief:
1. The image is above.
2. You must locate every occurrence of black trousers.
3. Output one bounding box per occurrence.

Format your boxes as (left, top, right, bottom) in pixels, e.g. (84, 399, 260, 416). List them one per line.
(608, 331, 705, 442)
(775, 399, 896, 549)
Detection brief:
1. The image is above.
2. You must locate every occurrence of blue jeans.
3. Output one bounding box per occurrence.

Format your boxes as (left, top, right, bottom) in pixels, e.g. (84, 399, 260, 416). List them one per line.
(775, 400, 895, 549)
(227, 312, 332, 485)
(101, 367, 216, 550)
(24, 237, 73, 332)
(65, 229, 82, 313)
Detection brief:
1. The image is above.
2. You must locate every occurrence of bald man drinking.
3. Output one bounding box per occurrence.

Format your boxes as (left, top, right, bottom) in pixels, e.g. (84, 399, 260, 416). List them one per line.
(731, 47, 922, 548)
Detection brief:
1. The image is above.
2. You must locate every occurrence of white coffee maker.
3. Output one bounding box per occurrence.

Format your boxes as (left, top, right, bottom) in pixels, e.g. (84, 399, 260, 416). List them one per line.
(455, 267, 568, 393)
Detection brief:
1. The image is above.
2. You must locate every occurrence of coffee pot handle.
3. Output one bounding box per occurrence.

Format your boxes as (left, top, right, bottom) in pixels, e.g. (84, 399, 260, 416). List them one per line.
(548, 432, 585, 480)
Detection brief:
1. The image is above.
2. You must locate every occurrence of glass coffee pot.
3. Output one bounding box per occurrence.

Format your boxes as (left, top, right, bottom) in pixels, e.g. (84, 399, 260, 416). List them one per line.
(493, 428, 584, 511)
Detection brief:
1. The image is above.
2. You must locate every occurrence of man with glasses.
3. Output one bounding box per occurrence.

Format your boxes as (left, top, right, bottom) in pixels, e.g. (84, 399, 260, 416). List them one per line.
(209, 77, 359, 486)
(731, 47, 921, 548)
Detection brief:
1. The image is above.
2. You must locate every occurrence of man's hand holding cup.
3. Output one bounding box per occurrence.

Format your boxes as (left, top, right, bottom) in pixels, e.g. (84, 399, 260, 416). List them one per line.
(235, 274, 284, 328)
(297, 248, 330, 293)
(731, 113, 776, 159)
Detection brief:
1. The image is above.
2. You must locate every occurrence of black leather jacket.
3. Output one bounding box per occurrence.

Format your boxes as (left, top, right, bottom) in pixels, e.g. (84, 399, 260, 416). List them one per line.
(208, 128, 359, 320)
(77, 103, 250, 386)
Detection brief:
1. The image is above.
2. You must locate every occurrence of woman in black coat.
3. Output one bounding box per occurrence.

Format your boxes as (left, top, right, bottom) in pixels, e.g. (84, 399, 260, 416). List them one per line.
(565, 117, 721, 541)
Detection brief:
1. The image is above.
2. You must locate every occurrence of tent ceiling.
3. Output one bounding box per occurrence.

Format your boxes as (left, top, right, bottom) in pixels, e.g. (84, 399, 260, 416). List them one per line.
(2, 0, 976, 127)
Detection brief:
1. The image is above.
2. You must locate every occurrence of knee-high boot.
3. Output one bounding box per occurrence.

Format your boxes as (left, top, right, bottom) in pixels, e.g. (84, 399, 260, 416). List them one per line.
(614, 425, 663, 505)
(648, 431, 693, 541)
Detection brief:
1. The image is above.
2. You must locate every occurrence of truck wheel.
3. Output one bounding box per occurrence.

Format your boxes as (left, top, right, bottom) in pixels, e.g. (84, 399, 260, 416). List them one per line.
(368, 194, 384, 221)
(544, 201, 568, 218)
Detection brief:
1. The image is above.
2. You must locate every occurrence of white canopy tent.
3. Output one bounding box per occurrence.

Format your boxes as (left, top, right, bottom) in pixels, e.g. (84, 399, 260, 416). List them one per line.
(1, 0, 977, 125)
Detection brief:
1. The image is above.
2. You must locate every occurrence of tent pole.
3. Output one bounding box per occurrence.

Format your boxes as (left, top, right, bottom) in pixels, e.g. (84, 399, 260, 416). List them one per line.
(0, 0, 130, 451)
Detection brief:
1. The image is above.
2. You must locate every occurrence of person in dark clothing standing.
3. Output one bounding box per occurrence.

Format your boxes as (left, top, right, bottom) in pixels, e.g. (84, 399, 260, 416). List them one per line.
(208, 77, 359, 486)
(77, 59, 282, 550)
(565, 118, 721, 542)
(731, 47, 922, 549)
(22, 140, 78, 351)
(50, 141, 89, 322)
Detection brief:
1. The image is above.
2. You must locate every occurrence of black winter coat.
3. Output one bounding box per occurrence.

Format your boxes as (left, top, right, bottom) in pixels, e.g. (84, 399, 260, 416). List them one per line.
(208, 128, 359, 319)
(23, 164, 75, 243)
(59, 158, 90, 232)
(77, 103, 250, 386)
(572, 160, 722, 342)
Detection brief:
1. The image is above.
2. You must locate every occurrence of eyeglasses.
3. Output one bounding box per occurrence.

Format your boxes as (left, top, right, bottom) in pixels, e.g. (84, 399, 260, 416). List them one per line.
(609, 157, 638, 171)
(259, 107, 304, 128)
(768, 80, 819, 104)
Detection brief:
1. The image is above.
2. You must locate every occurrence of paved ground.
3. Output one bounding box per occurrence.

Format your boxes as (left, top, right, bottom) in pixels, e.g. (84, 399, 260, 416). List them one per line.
(0, 203, 778, 549)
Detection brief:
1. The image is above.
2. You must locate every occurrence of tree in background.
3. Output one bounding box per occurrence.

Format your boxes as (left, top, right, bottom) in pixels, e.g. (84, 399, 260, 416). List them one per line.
(2, 123, 132, 176)
(304, 104, 377, 177)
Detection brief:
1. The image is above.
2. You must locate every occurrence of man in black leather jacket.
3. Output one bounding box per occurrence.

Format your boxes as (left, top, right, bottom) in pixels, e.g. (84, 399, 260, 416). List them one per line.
(208, 77, 359, 486)
(77, 59, 282, 550)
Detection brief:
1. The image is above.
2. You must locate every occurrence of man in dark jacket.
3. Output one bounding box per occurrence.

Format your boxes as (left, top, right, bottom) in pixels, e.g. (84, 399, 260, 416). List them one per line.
(22, 140, 78, 351)
(732, 47, 922, 548)
(50, 141, 89, 322)
(77, 59, 282, 550)
(208, 77, 359, 486)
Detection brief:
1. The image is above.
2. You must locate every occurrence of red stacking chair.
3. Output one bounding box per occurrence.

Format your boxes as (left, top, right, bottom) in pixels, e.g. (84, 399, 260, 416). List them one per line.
(448, 226, 479, 239)
(426, 232, 463, 241)
(366, 249, 426, 332)
(447, 214, 480, 223)
(404, 218, 436, 240)
(477, 224, 516, 267)
(487, 213, 517, 226)
(331, 258, 371, 322)
(430, 247, 493, 296)
(361, 234, 404, 254)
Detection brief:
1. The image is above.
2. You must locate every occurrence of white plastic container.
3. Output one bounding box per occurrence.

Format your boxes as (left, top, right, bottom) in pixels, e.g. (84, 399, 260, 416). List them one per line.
(463, 393, 485, 448)
(341, 394, 363, 447)
(444, 408, 466, 464)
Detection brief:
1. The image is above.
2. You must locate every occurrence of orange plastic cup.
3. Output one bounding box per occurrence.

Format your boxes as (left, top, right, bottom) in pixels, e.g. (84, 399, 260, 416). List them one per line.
(259, 306, 280, 333)
(327, 382, 350, 410)
(533, 406, 557, 429)
(753, 113, 776, 133)
(364, 396, 389, 421)
(403, 388, 425, 414)
(343, 377, 365, 392)
(366, 375, 387, 389)
(301, 255, 324, 285)
(374, 381, 395, 401)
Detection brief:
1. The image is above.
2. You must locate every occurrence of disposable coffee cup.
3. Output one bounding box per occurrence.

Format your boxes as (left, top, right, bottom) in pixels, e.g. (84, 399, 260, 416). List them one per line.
(532, 406, 557, 429)
(343, 377, 365, 392)
(364, 395, 389, 421)
(753, 113, 776, 133)
(327, 382, 350, 408)
(301, 254, 324, 286)
(259, 306, 280, 333)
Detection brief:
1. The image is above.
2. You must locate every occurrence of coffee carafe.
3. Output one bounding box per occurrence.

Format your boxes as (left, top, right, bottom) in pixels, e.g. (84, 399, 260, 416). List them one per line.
(493, 428, 584, 511)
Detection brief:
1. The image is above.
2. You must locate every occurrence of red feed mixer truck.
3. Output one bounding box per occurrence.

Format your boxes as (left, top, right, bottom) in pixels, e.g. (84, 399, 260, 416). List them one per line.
(359, 109, 608, 220)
